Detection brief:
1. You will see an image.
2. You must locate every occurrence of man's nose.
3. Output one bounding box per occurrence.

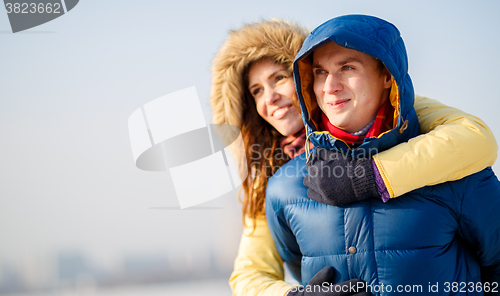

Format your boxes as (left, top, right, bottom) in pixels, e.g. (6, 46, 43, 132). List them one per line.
(323, 74, 342, 94)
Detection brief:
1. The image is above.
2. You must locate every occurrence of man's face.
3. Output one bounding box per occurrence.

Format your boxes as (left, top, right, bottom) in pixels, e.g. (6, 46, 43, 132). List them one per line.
(312, 41, 392, 133)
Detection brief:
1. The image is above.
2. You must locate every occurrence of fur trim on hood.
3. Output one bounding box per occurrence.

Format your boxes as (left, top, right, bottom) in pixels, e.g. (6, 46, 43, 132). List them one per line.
(210, 19, 309, 128)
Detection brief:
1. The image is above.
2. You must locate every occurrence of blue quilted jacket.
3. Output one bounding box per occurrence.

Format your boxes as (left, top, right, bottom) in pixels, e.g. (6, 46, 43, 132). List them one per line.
(265, 15, 500, 295)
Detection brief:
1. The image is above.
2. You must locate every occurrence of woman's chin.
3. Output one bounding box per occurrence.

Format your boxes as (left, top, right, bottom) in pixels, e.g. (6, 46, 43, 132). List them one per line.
(277, 123, 304, 137)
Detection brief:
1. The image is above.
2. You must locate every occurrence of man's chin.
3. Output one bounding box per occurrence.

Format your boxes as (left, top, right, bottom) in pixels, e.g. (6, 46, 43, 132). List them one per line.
(325, 116, 348, 130)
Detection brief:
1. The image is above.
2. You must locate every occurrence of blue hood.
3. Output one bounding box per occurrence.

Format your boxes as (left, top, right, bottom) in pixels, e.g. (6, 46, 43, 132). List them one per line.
(293, 15, 420, 157)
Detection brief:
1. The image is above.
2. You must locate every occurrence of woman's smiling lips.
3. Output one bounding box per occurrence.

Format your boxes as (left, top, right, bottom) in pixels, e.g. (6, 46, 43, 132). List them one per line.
(326, 99, 350, 110)
(272, 106, 290, 119)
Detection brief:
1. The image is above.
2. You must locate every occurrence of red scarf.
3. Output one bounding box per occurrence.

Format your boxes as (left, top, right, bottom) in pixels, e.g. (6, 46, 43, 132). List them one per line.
(280, 128, 307, 159)
(319, 99, 395, 146)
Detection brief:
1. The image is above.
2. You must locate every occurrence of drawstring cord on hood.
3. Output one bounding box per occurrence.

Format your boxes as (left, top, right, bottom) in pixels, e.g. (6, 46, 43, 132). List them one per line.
(305, 130, 313, 163)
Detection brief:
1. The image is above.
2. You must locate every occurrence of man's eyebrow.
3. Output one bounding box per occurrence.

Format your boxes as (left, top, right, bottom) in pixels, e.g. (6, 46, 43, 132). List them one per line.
(312, 57, 364, 69)
(338, 57, 364, 65)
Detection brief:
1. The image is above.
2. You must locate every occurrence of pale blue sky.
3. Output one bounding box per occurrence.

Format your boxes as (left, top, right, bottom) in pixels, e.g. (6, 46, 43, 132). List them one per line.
(1, 0, 499, 284)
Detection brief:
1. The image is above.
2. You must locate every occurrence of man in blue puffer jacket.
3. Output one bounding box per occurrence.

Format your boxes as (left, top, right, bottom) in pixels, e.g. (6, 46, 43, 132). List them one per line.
(265, 15, 500, 295)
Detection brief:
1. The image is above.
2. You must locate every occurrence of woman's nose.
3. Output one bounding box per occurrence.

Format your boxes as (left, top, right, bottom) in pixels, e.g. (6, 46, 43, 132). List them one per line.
(264, 89, 280, 105)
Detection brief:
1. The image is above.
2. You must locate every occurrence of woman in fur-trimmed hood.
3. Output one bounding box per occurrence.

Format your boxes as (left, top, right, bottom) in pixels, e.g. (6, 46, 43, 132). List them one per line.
(209, 19, 497, 296)
(210, 19, 309, 223)
(211, 19, 307, 129)
(210, 20, 315, 296)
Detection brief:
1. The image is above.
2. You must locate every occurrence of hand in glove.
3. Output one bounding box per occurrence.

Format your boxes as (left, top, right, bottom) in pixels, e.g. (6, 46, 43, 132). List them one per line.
(303, 147, 379, 206)
(287, 266, 370, 296)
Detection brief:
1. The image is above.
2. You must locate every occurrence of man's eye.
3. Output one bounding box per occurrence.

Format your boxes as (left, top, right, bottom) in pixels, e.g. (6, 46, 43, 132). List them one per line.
(342, 65, 354, 71)
(314, 69, 325, 75)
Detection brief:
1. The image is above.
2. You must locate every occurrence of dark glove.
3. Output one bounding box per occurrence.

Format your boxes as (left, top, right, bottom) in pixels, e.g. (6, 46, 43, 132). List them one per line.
(303, 147, 379, 206)
(287, 266, 370, 296)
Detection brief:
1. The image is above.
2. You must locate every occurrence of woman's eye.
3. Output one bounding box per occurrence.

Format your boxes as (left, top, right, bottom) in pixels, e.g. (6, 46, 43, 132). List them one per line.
(276, 75, 286, 81)
(252, 88, 262, 96)
(314, 69, 325, 75)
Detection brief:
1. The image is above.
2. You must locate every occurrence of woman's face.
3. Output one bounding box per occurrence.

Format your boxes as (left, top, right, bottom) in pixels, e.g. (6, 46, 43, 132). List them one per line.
(247, 59, 304, 136)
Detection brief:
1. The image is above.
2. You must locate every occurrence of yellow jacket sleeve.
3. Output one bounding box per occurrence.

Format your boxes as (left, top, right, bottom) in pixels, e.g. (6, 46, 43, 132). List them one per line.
(229, 216, 292, 296)
(373, 95, 498, 198)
